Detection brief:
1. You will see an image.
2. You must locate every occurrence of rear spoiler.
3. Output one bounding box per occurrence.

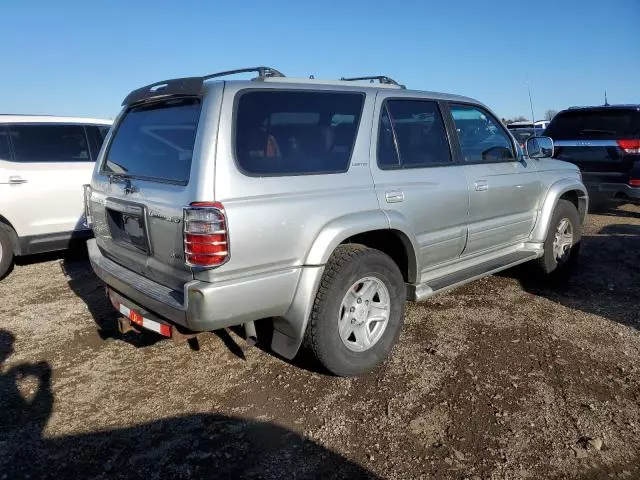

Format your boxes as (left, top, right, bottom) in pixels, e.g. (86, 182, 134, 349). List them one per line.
(122, 66, 285, 107)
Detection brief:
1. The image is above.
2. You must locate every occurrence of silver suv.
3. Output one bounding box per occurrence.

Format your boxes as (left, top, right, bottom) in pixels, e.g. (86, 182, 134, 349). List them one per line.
(86, 67, 587, 376)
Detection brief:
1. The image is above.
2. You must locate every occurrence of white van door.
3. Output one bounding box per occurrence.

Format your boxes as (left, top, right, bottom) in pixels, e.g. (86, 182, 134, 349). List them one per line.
(0, 124, 95, 248)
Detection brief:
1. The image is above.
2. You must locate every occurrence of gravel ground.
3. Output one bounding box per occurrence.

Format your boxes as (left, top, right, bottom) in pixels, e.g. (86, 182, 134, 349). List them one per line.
(1, 204, 639, 479)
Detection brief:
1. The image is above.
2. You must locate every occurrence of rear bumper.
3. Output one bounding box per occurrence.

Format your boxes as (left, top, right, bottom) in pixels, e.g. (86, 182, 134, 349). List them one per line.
(585, 182, 640, 203)
(87, 239, 301, 332)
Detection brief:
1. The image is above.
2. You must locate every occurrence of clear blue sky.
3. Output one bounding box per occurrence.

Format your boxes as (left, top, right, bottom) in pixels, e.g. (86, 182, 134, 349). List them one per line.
(2, 0, 638, 121)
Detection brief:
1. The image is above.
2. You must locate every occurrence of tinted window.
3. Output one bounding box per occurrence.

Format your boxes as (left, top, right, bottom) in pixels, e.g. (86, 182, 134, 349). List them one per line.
(450, 104, 515, 163)
(9, 124, 90, 163)
(103, 98, 200, 184)
(87, 125, 111, 160)
(98, 126, 110, 139)
(235, 91, 364, 176)
(378, 100, 452, 169)
(545, 109, 640, 140)
(0, 126, 10, 161)
(511, 128, 537, 144)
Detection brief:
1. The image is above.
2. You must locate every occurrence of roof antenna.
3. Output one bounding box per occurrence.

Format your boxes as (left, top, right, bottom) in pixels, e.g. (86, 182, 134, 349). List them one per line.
(525, 74, 536, 125)
(604, 90, 609, 106)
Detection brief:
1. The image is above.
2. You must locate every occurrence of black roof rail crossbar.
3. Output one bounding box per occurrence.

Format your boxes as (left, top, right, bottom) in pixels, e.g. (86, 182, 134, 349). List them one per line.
(202, 66, 285, 81)
(122, 66, 285, 106)
(340, 75, 405, 88)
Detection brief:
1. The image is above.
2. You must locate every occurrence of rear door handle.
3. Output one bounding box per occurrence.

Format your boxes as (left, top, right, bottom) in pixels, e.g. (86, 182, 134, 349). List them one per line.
(385, 190, 404, 203)
(8, 176, 27, 185)
(474, 180, 488, 192)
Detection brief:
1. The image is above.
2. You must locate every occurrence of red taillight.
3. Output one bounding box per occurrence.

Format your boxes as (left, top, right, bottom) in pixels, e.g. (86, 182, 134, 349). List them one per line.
(617, 139, 640, 154)
(183, 202, 229, 268)
(630, 179, 640, 187)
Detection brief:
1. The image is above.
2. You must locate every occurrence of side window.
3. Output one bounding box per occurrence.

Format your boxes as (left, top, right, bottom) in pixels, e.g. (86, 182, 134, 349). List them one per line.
(8, 124, 91, 163)
(0, 126, 11, 161)
(98, 126, 110, 140)
(235, 90, 364, 176)
(86, 125, 110, 160)
(377, 99, 452, 169)
(449, 104, 515, 163)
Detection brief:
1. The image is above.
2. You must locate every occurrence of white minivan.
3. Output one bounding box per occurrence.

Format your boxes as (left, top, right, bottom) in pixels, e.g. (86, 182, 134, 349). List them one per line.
(0, 115, 112, 278)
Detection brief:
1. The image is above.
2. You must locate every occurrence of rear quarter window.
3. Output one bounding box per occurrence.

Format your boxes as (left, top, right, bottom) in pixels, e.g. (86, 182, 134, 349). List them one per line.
(234, 90, 365, 176)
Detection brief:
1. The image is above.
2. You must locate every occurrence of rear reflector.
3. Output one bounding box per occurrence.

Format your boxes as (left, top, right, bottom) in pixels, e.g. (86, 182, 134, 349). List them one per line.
(117, 303, 172, 337)
(617, 139, 640, 154)
(183, 202, 229, 268)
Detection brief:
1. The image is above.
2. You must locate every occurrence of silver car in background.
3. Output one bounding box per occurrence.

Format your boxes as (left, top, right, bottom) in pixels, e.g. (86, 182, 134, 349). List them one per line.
(86, 67, 587, 376)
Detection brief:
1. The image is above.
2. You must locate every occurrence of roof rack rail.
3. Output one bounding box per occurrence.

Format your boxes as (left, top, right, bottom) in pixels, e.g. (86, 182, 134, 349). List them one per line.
(340, 75, 405, 89)
(202, 66, 285, 81)
(122, 66, 285, 106)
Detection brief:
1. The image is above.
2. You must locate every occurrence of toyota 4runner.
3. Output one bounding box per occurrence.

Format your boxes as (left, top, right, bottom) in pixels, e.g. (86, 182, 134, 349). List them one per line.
(86, 67, 587, 376)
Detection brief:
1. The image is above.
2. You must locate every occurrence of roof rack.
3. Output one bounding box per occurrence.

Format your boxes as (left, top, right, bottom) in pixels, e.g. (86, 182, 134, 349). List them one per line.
(340, 75, 405, 89)
(122, 66, 285, 106)
(202, 66, 285, 81)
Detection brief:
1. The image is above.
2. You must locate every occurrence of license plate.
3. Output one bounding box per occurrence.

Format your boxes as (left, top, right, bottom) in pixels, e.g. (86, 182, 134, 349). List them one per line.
(106, 201, 150, 254)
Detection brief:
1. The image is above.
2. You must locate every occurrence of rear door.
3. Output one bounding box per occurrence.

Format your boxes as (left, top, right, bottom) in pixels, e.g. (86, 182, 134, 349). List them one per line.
(0, 123, 95, 238)
(447, 103, 541, 255)
(370, 97, 469, 272)
(89, 96, 208, 291)
(546, 108, 640, 184)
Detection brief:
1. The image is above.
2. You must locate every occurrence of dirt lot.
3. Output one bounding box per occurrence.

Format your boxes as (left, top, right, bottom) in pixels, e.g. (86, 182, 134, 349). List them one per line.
(1, 205, 639, 479)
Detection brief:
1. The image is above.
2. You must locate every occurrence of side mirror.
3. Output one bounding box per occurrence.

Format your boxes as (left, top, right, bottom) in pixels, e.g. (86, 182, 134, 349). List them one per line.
(525, 136, 554, 159)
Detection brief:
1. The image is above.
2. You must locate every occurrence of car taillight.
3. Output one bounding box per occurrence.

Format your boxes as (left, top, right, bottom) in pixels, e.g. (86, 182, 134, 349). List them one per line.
(630, 179, 640, 187)
(83, 184, 93, 228)
(183, 202, 229, 268)
(617, 139, 640, 154)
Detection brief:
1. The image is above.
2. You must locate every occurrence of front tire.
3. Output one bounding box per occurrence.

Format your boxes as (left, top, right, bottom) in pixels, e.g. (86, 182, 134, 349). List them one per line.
(303, 245, 406, 377)
(536, 199, 581, 277)
(0, 228, 15, 280)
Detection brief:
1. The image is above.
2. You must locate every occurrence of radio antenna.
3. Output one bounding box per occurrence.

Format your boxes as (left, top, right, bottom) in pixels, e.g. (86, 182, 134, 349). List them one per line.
(526, 74, 536, 125)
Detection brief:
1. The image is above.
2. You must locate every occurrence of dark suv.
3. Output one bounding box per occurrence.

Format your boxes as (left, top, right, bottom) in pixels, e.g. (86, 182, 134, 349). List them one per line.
(544, 105, 640, 208)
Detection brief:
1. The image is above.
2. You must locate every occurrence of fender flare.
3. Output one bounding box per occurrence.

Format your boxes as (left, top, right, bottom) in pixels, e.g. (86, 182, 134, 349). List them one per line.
(271, 210, 421, 360)
(530, 179, 588, 243)
(304, 210, 388, 265)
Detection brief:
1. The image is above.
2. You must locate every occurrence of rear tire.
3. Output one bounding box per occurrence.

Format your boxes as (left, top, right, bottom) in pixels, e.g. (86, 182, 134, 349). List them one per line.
(303, 244, 406, 377)
(0, 228, 15, 280)
(536, 199, 581, 277)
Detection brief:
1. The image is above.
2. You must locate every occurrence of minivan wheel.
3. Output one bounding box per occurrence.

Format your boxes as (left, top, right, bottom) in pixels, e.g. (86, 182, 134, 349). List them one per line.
(537, 199, 581, 277)
(303, 244, 406, 377)
(0, 228, 15, 280)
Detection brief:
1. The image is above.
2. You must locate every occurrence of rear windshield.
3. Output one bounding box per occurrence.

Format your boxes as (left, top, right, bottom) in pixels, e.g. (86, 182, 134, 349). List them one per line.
(102, 98, 200, 184)
(235, 90, 364, 176)
(510, 129, 538, 143)
(545, 108, 640, 140)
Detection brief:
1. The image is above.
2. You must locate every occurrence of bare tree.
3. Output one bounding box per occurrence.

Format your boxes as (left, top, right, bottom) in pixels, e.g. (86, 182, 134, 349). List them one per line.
(544, 110, 558, 121)
(512, 116, 529, 122)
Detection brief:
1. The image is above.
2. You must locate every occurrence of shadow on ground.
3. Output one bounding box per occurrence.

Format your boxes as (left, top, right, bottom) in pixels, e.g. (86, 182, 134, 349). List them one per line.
(57, 244, 329, 373)
(504, 222, 640, 331)
(59, 243, 162, 348)
(0, 328, 375, 480)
